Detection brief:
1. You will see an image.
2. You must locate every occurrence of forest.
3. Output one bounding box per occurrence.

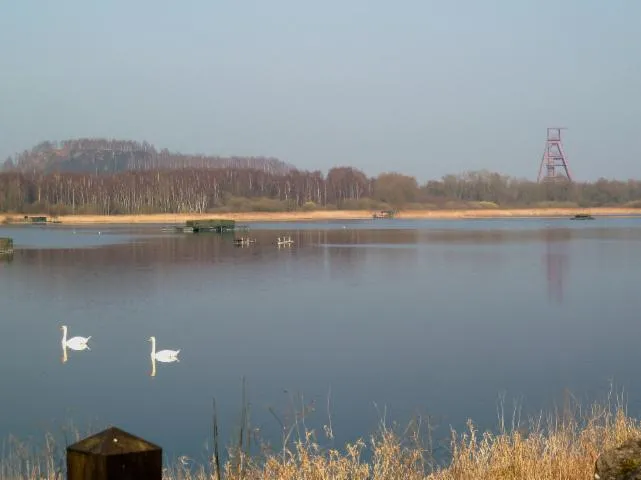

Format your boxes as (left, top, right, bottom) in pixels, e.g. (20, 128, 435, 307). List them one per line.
(3, 138, 294, 175)
(2, 138, 641, 214)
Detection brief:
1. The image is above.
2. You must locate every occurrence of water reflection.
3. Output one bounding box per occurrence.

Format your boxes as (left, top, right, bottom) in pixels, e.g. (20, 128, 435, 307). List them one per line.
(9, 225, 641, 271)
(3, 220, 641, 460)
(322, 244, 369, 282)
(542, 229, 571, 305)
(4, 227, 582, 306)
(10, 229, 422, 270)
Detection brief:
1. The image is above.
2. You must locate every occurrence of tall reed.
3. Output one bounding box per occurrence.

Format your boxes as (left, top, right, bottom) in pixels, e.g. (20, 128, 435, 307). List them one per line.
(2, 388, 639, 480)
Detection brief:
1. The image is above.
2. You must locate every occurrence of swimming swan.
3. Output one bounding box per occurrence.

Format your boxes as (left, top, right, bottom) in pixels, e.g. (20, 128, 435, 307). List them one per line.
(148, 336, 180, 363)
(61, 325, 91, 351)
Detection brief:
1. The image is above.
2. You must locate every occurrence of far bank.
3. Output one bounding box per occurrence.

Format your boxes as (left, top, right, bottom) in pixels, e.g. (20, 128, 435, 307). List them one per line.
(2, 207, 641, 225)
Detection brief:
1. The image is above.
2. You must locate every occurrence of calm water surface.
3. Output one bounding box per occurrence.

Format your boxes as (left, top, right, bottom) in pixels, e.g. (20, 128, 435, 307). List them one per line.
(1, 217, 641, 462)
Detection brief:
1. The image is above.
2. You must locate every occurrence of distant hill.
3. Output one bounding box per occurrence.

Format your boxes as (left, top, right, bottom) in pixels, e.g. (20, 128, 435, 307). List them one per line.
(3, 138, 296, 175)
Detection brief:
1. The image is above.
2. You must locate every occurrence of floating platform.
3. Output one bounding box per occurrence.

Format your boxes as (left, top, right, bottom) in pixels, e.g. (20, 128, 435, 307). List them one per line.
(0, 237, 14, 255)
(570, 213, 595, 220)
(185, 219, 236, 232)
(164, 219, 250, 234)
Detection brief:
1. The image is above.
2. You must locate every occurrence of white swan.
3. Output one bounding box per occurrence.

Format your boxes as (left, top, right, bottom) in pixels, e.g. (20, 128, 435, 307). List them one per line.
(61, 325, 91, 351)
(148, 336, 180, 363)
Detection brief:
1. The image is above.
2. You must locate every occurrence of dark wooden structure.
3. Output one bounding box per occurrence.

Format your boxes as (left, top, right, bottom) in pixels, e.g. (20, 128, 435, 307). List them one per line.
(171, 218, 237, 233)
(66, 426, 162, 480)
(185, 219, 235, 232)
(570, 213, 595, 220)
(0, 237, 13, 254)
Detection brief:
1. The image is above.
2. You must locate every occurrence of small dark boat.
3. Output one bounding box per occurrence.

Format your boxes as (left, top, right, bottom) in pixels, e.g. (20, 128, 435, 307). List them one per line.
(570, 213, 595, 220)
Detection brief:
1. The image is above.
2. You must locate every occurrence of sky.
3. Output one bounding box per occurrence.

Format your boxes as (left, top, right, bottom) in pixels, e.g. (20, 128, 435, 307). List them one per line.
(0, 0, 639, 182)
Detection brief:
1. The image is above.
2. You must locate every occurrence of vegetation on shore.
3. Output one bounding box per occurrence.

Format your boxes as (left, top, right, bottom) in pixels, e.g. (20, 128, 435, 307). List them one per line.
(2, 392, 639, 480)
(3, 138, 641, 216)
(2, 206, 641, 227)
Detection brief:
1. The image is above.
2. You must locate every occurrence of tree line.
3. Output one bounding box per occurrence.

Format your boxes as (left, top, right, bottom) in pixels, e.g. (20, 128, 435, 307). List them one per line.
(1, 167, 641, 215)
(3, 138, 295, 176)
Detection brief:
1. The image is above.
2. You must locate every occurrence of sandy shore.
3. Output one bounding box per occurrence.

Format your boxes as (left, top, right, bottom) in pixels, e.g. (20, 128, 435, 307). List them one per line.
(2, 207, 641, 225)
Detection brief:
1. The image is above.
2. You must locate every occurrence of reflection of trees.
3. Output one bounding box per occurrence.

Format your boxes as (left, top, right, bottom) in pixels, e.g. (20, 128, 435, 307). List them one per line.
(324, 245, 369, 281)
(440, 249, 504, 267)
(319, 229, 422, 246)
(12, 248, 163, 298)
(10, 229, 374, 272)
(420, 229, 511, 245)
(318, 229, 423, 280)
(7, 226, 578, 297)
(5, 231, 379, 292)
(542, 228, 571, 304)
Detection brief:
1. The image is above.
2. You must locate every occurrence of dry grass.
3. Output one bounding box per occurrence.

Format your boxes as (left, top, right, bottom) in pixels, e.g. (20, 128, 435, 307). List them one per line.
(1, 207, 641, 225)
(2, 392, 640, 480)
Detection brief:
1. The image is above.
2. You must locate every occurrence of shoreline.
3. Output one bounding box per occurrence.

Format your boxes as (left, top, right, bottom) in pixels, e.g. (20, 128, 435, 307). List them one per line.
(2, 207, 641, 225)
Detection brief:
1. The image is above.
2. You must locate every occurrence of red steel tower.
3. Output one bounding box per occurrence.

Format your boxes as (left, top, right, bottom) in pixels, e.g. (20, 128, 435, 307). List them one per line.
(537, 127, 572, 182)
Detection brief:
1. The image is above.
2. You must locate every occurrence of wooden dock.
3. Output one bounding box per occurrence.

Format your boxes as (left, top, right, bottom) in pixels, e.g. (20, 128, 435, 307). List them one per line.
(0, 237, 14, 255)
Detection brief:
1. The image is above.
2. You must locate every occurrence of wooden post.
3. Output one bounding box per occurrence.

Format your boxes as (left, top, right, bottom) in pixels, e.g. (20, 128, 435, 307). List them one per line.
(66, 426, 162, 480)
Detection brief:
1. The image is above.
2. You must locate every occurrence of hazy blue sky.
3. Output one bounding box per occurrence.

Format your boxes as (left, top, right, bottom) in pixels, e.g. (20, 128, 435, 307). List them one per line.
(1, 1, 639, 182)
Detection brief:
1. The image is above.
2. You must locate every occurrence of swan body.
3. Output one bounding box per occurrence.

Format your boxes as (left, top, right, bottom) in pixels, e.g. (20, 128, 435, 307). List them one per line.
(61, 325, 91, 351)
(149, 336, 180, 363)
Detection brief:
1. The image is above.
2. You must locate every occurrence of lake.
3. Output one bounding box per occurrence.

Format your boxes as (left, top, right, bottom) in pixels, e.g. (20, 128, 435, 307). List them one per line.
(1, 217, 640, 464)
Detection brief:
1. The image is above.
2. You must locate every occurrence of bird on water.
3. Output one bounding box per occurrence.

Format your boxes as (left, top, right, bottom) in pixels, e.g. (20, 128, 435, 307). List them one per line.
(60, 325, 91, 351)
(148, 336, 180, 363)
